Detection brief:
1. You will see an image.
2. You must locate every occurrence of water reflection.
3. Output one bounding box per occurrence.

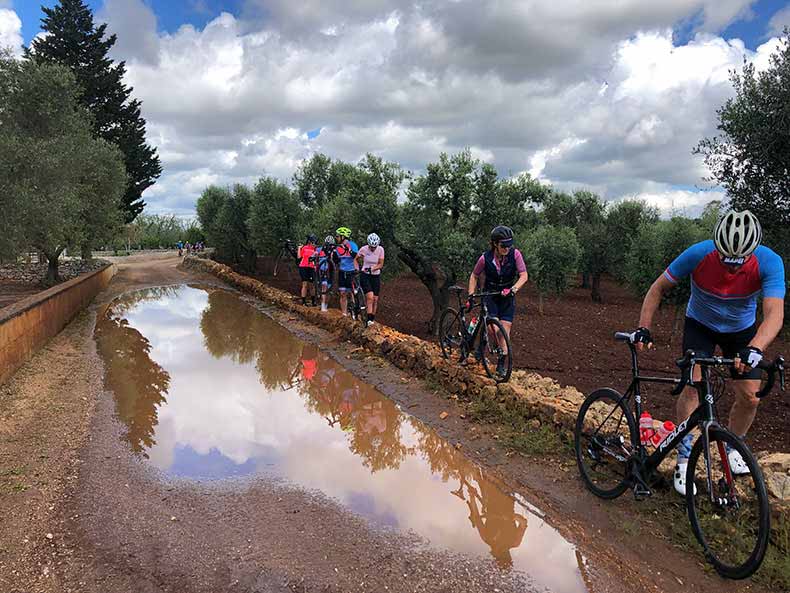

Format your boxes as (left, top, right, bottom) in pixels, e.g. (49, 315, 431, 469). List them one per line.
(96, 285, 586, 592)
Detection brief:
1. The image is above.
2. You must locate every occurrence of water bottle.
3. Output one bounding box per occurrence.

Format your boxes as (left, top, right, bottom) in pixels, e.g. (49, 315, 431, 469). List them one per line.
(651, 420, 676, 447)
(639, 412, 655, 446)
(467, 316, 478, 334)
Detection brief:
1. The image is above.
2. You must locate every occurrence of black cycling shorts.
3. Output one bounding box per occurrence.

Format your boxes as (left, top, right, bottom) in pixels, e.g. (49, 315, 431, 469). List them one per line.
(360, 273, 381, 296)
(338, 270, 354, 292)
(298, 267, 315, 282)
(483, 295, 515, 323)
(682, 316, 760, 380)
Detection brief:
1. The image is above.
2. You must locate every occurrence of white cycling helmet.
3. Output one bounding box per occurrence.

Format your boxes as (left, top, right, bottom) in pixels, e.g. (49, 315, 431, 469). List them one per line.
(713, 209, 762, 262)
(367, 233, 381, 248)
(324, 235, 335, 245)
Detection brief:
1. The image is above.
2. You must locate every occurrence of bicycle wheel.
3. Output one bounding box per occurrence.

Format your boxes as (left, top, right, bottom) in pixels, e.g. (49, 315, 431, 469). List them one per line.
(439, 308, 465, 360)
(480, 318, 512, 382)
(686, 427, 770, 579)
(574, 388, 637, 499)
(355, 288, 368, 326)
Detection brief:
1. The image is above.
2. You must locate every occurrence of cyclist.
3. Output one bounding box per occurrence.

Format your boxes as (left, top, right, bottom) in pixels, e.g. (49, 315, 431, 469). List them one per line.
(357, 233, 384, 326)
(467, 225, 529, 376)
(297, 234, 318, 306)
(633, 210, 785, 496)
(316, 235, 336, 312)
(176, 240, 183, 257)
(334, 227, 359, 317)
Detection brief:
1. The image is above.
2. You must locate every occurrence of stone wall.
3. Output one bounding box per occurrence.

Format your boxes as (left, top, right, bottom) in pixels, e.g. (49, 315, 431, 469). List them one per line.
(181, 256, 790, 512)
(0, 263, 116, 385)
(0, 259, 109, 285)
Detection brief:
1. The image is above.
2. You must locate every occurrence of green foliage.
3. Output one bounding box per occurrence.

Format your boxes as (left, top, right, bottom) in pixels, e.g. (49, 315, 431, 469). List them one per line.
(604, 200, 659, 282)
(29, 0, 161, 222)
(625, 217, 707, 306)
(248, 177, 302, 256)
(697, 200, 722, 234)
(196, 186, 230, 250)
(695, 29, 790, 227)
(118, 214, 196, 250)
(521, 225, 580, 308)
(215, 185, 256, 270)
(0, 56, 125, 282)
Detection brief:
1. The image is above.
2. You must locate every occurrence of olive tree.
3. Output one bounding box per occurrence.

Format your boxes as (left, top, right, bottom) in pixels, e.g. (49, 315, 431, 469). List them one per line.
(521, 226, 581, 313)
(0, 56, 125, 283)
(396, 150, 542, 332)
(248, 177, 302, 256)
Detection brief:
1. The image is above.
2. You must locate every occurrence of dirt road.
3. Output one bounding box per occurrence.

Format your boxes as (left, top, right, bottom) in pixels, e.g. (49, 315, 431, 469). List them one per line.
(0, 255, 773, 593)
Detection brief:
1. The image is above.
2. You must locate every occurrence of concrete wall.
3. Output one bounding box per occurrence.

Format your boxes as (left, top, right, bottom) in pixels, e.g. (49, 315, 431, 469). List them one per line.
(0, 263, 116, 385)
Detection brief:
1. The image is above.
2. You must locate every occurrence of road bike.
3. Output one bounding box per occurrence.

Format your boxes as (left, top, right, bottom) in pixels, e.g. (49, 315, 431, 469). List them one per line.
(574, 330, 785, 579)
(438, 286, 513, 383)
(273, 239, 298, 277)
(309, 245, 336, 304)
(345, 271, 368, 327)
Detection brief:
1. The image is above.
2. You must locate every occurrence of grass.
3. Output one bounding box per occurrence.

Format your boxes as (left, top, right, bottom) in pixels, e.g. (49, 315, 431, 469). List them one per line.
(503, 425, 564, 455)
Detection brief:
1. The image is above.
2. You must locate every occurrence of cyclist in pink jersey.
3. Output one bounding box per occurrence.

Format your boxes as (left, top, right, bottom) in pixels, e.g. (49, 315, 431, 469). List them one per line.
(357, 233, 385, 326)
(297, 235, 318, 306)
(468, 226, 529, 376)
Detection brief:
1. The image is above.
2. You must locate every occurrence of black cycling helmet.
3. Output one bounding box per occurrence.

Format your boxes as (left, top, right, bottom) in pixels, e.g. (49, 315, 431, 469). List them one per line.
(306, 234, 317, 244)
(491, 225, 514, 243)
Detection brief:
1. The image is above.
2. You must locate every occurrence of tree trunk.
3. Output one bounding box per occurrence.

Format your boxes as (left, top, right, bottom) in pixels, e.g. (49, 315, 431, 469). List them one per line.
(45, 252, 61, 285)
(81, 244, 93, 260)
(591, 273, 602, 303)
(580, 272, 590, 288)
(393, 237, 454, 335)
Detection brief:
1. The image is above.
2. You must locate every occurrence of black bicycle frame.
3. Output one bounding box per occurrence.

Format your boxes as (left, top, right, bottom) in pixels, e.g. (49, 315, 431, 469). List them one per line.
(616, 343, 721, 478)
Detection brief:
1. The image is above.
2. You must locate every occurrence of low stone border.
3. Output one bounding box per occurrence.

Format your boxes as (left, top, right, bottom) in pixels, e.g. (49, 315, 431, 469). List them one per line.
(0, 263, 116, 385)
(180, 256, 790, 512)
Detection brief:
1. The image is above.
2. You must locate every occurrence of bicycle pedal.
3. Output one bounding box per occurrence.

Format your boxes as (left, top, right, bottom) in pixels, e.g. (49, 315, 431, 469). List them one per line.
(633, 484, 652, 500)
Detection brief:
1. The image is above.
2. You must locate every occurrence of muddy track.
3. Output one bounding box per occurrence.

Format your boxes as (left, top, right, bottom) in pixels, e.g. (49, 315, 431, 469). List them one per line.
(0, 256, 771, 593)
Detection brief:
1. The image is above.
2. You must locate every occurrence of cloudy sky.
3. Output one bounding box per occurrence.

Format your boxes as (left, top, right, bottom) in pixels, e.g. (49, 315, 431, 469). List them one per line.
(1, 1, 789, 218)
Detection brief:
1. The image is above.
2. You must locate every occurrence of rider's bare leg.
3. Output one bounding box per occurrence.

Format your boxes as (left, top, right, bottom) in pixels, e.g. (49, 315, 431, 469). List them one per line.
(729, 379, 760, 437)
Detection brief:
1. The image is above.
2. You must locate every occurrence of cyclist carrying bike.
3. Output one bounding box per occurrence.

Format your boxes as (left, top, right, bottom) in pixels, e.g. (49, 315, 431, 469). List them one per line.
(297, 234, 318, 306)
(334, 227, 359, 317)
(468, 225, 529, 377)
(633, 210, 785, 496)
(357, 233, 384, 326)
(316, 235, 336, 312)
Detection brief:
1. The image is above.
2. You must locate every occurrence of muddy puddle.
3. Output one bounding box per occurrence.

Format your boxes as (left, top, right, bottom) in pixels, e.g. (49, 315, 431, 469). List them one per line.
(95, 285, 588, 592)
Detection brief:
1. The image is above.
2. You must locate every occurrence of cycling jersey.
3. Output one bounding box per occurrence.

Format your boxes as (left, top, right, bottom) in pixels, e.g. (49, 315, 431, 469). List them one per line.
(358, 245, 384, 275)
(664, 240, 785, 333)
(298, 244, 317, 268)
(336, 240, 359, 272)
(473, 249, 527, 292)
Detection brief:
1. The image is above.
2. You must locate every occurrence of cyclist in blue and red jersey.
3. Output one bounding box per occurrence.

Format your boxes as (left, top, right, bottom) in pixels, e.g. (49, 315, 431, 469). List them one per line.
(633, 210, 785, 496)
(334, 226, 359, 317)
(316, 235, 336, 312)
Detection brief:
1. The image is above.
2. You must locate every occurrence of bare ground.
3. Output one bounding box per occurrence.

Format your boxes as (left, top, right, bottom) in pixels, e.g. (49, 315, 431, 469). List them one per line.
(0, 255, 777, 593)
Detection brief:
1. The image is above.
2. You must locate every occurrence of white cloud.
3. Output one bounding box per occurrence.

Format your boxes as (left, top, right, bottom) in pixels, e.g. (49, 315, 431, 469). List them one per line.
(90, 2, 785, 217)
(0, 8, 22, 56)
(99, 0, 160, 65)
(767, 6, 790, 37)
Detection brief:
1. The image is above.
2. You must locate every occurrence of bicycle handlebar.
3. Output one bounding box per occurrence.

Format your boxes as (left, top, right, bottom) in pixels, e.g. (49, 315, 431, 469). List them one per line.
(670, 349, 785, 398)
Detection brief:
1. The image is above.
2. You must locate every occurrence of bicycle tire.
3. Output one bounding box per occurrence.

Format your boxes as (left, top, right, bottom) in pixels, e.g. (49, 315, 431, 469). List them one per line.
(686, 427, 770, 579)
(574, 388, 637, 499)
(480, 318, 512, 382)
(355, 287, 368, 326)
(273, 249, 284, 276)
(438, 308, 465, 360)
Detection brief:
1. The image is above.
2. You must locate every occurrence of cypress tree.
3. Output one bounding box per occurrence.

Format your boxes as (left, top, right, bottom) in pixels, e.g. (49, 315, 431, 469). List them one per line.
(28, 0, 161, 222)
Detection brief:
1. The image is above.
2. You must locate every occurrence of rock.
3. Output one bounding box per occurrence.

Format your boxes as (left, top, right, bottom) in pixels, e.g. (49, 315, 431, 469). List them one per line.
(439, 411, 449, 420)
(45, 533, 53, 540)
(528, 418, 541, 430)
(760, 453, 790, 501)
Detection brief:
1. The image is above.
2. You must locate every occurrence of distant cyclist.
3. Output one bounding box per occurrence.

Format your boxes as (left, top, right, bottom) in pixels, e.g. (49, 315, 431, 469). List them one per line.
(357, 233, 384, 326)
(468, 226, 529, 376)
(316, 235, 336, 312)
(633, 210, 785, 496)
(334, 227, 359, 317)
(298, 235, 318, 306)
